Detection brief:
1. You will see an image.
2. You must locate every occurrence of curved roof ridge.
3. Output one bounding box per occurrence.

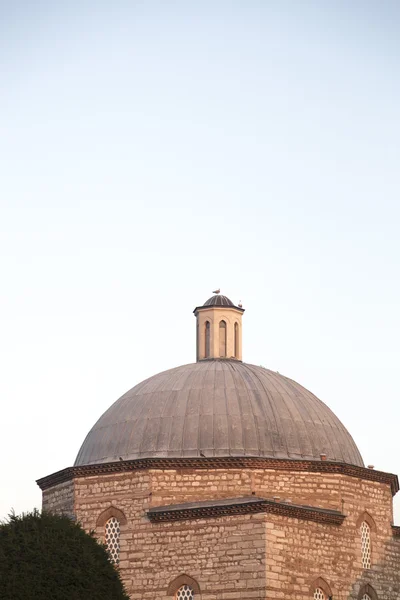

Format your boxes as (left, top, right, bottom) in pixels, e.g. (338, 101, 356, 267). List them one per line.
(247, 366, 308, 459)
(241, 364, 285, 458)
(203, 294, 234, 307)
(262, 366, 363, 466)
(269, 368, 363, 465)
(74, 360, 364, 467)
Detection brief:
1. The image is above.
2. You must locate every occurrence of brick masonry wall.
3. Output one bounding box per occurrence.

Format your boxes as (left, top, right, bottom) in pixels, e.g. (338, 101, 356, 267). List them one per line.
(43, 467, 400, 599)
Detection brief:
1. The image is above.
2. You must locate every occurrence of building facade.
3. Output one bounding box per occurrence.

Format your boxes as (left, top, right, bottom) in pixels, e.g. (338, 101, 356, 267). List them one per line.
(37, 294, 400, 600)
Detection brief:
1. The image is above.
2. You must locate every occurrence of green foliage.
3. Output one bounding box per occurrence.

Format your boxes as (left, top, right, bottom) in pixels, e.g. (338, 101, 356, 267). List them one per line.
(0, 509, 130, 600)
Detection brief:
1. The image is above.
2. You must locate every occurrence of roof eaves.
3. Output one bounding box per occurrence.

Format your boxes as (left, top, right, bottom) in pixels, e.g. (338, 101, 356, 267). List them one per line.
(36, 456, 399, 496)
(193, 305, 245, 314)
(147, 496, 346, 526)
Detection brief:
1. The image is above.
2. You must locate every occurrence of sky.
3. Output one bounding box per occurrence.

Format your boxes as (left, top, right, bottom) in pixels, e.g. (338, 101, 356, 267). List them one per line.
(1, 1, 400, 521)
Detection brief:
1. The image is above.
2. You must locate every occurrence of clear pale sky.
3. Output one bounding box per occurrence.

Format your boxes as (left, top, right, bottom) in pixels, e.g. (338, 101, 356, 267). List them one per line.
(1, 1, 399, 521)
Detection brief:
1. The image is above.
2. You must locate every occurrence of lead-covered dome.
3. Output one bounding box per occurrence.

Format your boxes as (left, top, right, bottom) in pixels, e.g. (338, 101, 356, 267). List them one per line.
(203, 294, 234, 307)
(75, 360, 363, 467)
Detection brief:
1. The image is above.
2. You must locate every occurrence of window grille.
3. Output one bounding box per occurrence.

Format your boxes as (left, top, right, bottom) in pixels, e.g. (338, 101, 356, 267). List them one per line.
(176, 585, 194, 600)
(360, 520, 371, 569)
(362, 595, 371, 600)
(105, 516, 120, 564)
(313, 589, 326, 600)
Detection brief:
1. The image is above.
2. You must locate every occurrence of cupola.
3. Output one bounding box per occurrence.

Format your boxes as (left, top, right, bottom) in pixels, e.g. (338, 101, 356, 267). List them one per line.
(193, 291, 245, 361)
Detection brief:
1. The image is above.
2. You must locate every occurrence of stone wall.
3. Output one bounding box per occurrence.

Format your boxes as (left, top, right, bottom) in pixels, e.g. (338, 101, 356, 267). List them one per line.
(148, 467, 393, 516)
(42, 479, 74, 518)
(73, 471, 151, 531)
(71, 470, 266, 598)
(265, 510, 400, 600)
(130, 513, 266, 600)
(42, 466, 400, 599)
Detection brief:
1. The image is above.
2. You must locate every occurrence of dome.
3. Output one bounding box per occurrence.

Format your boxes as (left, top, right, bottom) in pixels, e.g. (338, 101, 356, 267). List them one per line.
(203, 295, 235, 307)
(75, 360, 363, 467)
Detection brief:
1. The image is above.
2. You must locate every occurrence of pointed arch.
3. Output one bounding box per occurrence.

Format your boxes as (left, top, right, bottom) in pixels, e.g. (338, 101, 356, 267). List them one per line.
(104, 516, 121, 564)
(205, 321, 210, 358)
(167, 574, 201, 596)
(234, 321, 239, 358)
(96, 505, 127, 527)
(219, 320, 227, 357)
(310, 577, 333, 599)
(356, 512, 375, 570)
(96, 507, 126, 566)
(360, 520, 371, 568)
(356, 511, 377, 532)
(358, 583, 378, 600)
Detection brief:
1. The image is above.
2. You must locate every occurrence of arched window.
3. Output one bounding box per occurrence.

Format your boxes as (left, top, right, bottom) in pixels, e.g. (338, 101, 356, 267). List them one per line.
(358, 584, 378, 600)
(205, 321, 210, 358)
(176, 584, 194, 599)
(167, 575, 200, 598)
(356, 512, 376, 570)
(310, 578, 332, 600)
(105, 516, 120, 564)
(360, 520, 371, 569)
(234, 322, 239, 358)
(219, 320, 227, 357)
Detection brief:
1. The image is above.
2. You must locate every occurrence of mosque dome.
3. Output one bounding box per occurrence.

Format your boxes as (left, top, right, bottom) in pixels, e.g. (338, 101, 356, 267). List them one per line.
(75, 364, 363, 468)
(203, 294, 235, 307)
(74, 293, 363, 468)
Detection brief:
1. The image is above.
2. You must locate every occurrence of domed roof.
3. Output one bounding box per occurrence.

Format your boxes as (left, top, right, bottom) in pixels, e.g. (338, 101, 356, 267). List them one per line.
(203, 295, 234, 307)
(74, 360, 363, 467)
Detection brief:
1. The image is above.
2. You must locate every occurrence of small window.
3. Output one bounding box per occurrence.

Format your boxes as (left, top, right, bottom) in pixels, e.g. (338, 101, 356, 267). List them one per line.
(167, 575, 200, 597)
(205, 321, 210, 358)
(360, 520, 371, 569)
(311, 578, 332, 600)
(176, 584, 194, 599)
(359, 583, 378, 600)
(219, 320, 227, 357)
(234, 322, 239, 357)
(105, 516, 120, 564)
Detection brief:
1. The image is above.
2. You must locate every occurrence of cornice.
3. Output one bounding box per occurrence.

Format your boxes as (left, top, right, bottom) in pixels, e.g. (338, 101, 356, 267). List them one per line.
(147, 496, 345, 525)
(36, 456, 399, 495)
(193, 305, 245, 315)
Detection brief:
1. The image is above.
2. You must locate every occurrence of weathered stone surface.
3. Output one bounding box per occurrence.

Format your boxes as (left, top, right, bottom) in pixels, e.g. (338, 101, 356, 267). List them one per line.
(42, 479, 74, 518)
(43, 466, 400, 599)
(73, 360, 363, 467)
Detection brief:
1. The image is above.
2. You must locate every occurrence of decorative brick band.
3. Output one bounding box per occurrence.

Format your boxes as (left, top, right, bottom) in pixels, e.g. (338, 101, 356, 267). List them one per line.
(147, 496, 346, 526)
(36, 456, 399, 495)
